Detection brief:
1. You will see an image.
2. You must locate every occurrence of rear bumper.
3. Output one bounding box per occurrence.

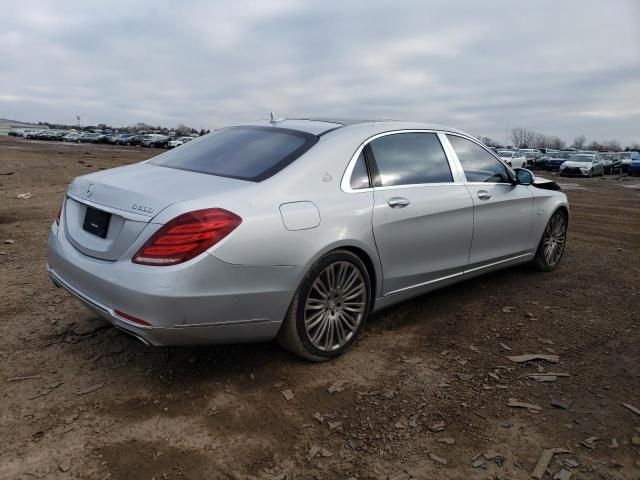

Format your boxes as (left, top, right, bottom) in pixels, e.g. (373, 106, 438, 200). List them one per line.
(47, 226, 305, 346)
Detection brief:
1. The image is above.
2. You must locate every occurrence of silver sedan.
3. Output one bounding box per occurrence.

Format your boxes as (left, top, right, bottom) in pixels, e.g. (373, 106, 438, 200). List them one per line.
(47, 118, 569, 361)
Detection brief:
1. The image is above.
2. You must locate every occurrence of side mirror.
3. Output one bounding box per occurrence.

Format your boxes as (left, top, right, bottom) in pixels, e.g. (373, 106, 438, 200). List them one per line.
(514, 168, 534, 186)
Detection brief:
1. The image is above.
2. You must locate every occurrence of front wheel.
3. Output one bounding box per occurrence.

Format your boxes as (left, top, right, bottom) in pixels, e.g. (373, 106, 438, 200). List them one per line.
(531, 210, 567, 272)
(277, 250, 371, 361)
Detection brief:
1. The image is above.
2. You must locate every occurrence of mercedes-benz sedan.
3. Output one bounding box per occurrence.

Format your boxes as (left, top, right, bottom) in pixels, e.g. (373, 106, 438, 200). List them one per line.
(47, 118, 569, 361)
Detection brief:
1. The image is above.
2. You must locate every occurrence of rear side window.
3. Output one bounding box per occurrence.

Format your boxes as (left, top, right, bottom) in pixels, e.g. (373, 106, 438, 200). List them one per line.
(368, 133, 453, 186)
(350, 151, 370, 189)
(150, 126, 318, 182)
(447, 135, 511, 183)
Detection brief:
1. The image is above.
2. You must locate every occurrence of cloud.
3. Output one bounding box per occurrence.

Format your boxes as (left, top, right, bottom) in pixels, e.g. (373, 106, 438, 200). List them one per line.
(1, 0, 638, 144)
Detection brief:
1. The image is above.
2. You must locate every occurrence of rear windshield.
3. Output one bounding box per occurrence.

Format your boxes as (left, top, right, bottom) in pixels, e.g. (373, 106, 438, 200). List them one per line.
(149, 126, 318, 181)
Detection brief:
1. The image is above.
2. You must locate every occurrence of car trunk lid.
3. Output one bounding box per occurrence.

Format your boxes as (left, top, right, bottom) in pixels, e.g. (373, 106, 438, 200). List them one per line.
(64, 163, 251, 261)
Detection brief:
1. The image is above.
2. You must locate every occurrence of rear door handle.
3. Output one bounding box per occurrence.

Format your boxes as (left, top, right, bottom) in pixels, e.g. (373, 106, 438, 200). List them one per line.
(388, 197, 410, 208)
(477, 190, 492, 200)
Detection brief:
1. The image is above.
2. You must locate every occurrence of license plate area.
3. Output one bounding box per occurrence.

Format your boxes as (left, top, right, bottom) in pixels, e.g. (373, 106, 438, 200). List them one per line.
(83, 207, 111, 238)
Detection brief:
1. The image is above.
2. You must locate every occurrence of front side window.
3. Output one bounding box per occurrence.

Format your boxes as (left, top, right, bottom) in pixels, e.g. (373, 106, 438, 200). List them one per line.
(447, 135, 511, 183)
(350, 151, 370, 189)
(368, 132, 453, 187)
(150, 126, 318, 182)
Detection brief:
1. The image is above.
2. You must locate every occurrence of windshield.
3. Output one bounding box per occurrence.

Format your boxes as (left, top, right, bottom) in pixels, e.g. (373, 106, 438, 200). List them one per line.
(150, 126, 318, 182)
(497, 151, 513, 157)
(571, 155, 594, 163)
(600, 154, 613, 160)
(619, 153, 631, 159)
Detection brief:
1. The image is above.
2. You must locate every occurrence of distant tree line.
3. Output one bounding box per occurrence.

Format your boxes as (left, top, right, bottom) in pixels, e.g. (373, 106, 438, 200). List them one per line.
(478, 127, 639, 152)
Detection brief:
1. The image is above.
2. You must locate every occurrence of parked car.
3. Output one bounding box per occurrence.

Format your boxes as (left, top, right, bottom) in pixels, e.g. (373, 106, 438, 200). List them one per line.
(519, 149, 542, 168)
(124, 135, 143, 146)
(617, 151, 640, 173)
(497, 150, 527, 168)
(559, 153, 605, 177)
(598, 153, 615, 174)
(78, 133, 105, 143)
(141, 134, 168, 147)
(47, 118, 569, 360)
(23, 130, 46, 139)
(167, 136, 195, 148)
(629, 158, 640, 176)
(63, 133, 81, 142)
(545, 151, 574, 171)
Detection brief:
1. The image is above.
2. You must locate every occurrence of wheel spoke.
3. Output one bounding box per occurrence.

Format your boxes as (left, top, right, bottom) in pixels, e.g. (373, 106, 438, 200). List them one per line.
(325, 319, 334, 350)
(312, 277, 330, 299)
(334, 315, 347, 345)
(311, 317, 329, 345)
(305, 310, 325, 329)
(305, 298, 325, 310)
(338, 311, 357, 331)
(326, 263, 336, 289)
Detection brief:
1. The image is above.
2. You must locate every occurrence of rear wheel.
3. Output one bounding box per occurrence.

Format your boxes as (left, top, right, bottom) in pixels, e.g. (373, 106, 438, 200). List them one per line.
(277, 250, 371, 361)
(531, 210, 567, 272)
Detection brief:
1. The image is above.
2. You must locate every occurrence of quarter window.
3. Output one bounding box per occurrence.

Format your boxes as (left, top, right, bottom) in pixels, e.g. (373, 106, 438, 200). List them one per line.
(368, 133, 453, 187)
(447, 135, 511, 183)
(350, 151, 370, 189)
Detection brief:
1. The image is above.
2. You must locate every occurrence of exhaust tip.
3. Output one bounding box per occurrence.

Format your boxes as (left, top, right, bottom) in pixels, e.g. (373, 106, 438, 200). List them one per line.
(115, 326, 151, 346)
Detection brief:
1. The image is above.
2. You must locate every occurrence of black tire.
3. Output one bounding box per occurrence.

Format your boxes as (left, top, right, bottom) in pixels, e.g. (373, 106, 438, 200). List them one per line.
(277, 249, 372, 361)
(531, 210, 567, 272)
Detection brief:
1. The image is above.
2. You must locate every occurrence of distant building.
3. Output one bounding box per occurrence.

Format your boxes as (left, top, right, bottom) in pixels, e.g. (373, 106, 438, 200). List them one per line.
(0, 119, 49, 135)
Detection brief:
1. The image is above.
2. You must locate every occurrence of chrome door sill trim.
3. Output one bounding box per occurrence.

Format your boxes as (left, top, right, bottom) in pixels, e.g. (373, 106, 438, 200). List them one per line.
(385, 271, 464, 296)
(463, 252, 533, 274)
(384, 253, 534, 297)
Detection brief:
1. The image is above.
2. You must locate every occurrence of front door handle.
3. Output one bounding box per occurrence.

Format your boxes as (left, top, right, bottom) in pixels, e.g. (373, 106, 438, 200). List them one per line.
(388, 197, 410, 208)
(477, 190, 492, 200)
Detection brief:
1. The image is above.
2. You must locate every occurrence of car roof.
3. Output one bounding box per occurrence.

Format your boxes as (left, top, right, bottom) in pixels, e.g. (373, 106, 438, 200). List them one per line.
(240, 117, 468, 137)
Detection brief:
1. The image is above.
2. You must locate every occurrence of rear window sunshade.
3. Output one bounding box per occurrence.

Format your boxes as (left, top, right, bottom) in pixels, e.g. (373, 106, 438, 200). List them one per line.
(149, 126, 318, 182)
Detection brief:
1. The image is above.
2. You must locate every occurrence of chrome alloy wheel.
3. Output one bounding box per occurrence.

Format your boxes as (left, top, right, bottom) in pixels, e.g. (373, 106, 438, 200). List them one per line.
(304, 261, 367, 352)
(543, 213, 566, 266)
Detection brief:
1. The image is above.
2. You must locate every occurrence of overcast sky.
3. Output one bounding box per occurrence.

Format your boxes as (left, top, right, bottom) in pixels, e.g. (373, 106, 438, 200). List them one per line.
(1, 0, 639, 144)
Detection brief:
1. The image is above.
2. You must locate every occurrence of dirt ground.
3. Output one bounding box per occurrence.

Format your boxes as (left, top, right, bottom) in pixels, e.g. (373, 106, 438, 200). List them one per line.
(1, 135, 639, 480)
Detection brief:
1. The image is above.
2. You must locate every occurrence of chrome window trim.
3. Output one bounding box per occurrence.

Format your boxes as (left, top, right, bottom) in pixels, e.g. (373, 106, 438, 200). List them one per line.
(340, 129, 462, 193)
(440, 132, 517, 184)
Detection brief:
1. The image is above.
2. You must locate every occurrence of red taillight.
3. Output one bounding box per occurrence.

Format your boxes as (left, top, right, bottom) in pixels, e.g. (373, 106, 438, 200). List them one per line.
(132, 208, 242, 266)
(115, 310, 151, 326)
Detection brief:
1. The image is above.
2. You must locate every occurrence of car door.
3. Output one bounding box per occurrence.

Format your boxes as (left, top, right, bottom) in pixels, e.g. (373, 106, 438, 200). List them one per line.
(444, 134, 534, 268)
(367, 131, 474, 295)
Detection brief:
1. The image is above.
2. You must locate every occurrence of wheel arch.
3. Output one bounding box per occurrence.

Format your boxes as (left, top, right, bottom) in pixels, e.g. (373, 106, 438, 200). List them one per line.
(555, 205, 570, 227)
(336, 245, 378, 311)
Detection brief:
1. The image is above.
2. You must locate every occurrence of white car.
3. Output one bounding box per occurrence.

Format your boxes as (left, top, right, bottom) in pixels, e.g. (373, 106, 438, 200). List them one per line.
(23, 130, 46, 139)
(559, 153, 605, 177)
(167, 136, 195, 148)
(497, 150, 527, 168)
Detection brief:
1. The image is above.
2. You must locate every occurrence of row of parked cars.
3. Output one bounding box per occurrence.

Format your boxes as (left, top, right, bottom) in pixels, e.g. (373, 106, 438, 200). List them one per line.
(489, 147, 640, 177)
(17, 129, 196, 149)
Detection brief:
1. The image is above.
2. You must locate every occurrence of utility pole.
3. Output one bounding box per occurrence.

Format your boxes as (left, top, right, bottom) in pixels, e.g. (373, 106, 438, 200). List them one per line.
(76, 115, 80, 127)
